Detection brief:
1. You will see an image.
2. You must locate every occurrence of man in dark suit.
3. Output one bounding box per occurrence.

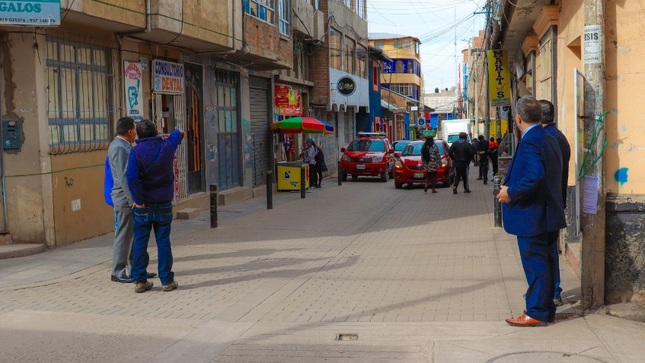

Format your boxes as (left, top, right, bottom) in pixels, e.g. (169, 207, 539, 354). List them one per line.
(497, 96, 566, 326)
(540, 99, 571, 307)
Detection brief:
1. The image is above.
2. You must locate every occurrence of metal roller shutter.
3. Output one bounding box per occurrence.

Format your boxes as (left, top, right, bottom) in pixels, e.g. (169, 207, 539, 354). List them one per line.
(249, 77, 271, 187)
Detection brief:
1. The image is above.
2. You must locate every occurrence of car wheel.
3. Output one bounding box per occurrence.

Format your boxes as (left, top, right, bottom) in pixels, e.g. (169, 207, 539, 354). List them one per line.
(395, 182, 402, 189)
(380, 169, 388, 182)
(351, 174, 358, 181)
(341, 172, 347, 181)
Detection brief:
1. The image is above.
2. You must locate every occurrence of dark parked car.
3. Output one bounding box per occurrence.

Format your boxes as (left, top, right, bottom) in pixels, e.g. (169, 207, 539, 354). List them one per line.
(393, 139, 453, 189)
(340, 132, 395, 182)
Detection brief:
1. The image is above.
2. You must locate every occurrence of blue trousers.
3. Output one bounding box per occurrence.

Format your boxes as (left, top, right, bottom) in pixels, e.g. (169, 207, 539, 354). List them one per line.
(131, 202, 174, 285)
(517, 233, 557, 322)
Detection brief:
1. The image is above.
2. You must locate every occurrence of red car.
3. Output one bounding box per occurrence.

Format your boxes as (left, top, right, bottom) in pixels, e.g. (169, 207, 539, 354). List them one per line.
(393, 139, 453, 189)
(340, 132, 395, 182)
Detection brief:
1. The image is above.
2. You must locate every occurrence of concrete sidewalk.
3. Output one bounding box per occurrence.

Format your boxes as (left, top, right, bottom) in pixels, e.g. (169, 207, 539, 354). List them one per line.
(0, 173, 643, 362)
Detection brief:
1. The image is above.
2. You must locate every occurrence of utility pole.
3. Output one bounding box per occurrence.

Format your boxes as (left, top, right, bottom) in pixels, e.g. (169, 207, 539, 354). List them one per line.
(581, 0, 605, 309)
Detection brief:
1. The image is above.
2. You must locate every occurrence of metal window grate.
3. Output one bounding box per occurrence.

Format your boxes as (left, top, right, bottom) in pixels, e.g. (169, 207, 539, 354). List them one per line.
(46, 32, 112, 155)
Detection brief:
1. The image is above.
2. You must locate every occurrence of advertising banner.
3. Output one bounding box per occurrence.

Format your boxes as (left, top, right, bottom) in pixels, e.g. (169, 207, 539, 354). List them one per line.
(124, 61, 144, 121)
(153, 59, 184, 94)
(487, 50, 511, 107)
(0, 0, 61, 26)
(274, 84, 303, 116)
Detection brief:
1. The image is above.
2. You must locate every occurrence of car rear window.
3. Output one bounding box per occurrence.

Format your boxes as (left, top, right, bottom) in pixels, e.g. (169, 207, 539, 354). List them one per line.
(348, 139, 385, 152)
(435, 142, 445, 154)
(393, 141, 409, 152)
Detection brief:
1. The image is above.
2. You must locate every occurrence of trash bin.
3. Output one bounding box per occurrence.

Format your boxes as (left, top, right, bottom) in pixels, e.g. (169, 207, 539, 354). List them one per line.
(277, 162, 309, 191)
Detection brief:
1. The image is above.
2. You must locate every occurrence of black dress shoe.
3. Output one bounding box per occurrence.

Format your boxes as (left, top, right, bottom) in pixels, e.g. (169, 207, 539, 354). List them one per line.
(111, 274, 132, 283)
(147, 272, 157, 278)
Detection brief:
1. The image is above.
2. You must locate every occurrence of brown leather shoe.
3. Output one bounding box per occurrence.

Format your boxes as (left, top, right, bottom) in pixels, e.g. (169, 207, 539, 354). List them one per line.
(505, 313, 547, 327)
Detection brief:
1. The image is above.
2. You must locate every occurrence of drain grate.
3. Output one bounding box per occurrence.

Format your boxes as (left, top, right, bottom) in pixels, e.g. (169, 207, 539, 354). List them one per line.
(335, 333, 358, 341)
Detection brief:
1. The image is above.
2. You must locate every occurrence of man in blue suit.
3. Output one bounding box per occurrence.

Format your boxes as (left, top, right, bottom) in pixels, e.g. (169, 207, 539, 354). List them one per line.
(540, 99, 571, 307)
(497, 96, 566, 326)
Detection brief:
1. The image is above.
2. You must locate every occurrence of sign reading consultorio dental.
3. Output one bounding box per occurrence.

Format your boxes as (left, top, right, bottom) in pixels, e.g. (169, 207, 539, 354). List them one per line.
(152, 59, 184, 95)
(0, 0, 61, 26)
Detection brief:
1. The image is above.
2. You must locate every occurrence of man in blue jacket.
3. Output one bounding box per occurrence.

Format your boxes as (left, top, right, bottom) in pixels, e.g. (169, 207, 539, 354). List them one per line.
(127, 120, 184, 293)
(497, 96, 566, 326)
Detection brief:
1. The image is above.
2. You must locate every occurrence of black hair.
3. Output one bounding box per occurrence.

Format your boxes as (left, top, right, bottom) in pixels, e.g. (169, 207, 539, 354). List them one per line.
(538, 99, 555, 124)
(116, 117, 135, 136)
(136, 119, 158, 139)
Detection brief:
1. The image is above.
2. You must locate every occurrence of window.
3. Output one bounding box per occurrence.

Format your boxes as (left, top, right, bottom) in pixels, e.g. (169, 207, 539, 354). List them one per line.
(390, 84, 413, 97)
(344, 36, 355, 74)
(278, 0, 290, 35)
(243, 0, 275, 24)
(394, 39, 402, 48)
(395, 60, 404, 73)
(329, 28, 342, 70)
(356, 44, 367, 78)
(344, 0, 352, 8)
(375, 41, 384, 50)
(47, 38, 110, 154)
(355, 0, 366, 19)
(405, 40, 411, 49)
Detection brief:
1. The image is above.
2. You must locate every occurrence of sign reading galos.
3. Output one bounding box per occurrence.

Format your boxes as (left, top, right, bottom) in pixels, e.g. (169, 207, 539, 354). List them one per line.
(0, 0, 61, 26)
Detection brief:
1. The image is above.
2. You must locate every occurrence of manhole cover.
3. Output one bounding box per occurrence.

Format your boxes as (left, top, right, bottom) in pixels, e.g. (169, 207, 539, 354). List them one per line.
(335, 333, 358, 341)
(489, 351, 608, 363)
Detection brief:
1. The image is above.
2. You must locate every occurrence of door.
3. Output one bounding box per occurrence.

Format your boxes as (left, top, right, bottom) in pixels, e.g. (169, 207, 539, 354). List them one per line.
(215, 69, 241, 190)
(249, 76, 271, 187)
(184, 63, 205, 194)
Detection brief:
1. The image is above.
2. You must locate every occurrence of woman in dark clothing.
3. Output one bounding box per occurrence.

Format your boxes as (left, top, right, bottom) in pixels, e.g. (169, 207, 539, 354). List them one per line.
(314, 144, 328, 187)
(421, 136, 441, 193)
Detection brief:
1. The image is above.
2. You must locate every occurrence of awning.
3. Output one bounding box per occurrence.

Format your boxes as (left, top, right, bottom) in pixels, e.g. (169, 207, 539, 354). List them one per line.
(381, 99, 401, 111)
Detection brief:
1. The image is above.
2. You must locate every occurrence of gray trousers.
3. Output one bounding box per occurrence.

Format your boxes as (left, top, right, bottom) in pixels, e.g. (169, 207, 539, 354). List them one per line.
(112, 205, 134, 277)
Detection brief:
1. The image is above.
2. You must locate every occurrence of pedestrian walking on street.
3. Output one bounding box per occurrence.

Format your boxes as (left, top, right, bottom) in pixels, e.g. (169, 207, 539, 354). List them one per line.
(314, 144, 328, 188)
(303, 138, 318, 188)
(421, 135, 441, 193)
(489, 136, 499, 176)
(497, 96, 566, 327)
(449, 132, 475, 194)
(126, 120, 184, 293)
(539, 99, 571, 307)
(476, 135, 490, 183)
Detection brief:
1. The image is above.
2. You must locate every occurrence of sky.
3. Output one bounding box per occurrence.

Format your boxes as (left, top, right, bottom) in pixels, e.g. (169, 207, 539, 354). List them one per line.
(367, 0, 488, 94)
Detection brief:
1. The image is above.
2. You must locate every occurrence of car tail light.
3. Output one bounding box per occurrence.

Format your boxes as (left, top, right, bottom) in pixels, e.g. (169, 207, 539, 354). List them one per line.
(442, 159, 449, 167)
(395, 161, 403, 169)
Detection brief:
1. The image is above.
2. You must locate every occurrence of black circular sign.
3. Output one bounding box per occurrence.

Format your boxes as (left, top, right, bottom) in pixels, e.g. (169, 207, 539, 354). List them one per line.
(337, 77, 356, 96)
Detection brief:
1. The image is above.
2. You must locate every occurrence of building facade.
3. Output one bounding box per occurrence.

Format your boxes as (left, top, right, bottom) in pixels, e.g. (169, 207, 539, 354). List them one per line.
(475, 0, 645, 306)
(0, 0, 294, 247)
(369, 34, 422, 140)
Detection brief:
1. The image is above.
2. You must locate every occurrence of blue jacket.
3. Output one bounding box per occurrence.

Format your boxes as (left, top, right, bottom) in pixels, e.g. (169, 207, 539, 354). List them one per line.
(502, 125, 566, 236)
(126, 130, 183, 205)
(544, 123, 571, 206)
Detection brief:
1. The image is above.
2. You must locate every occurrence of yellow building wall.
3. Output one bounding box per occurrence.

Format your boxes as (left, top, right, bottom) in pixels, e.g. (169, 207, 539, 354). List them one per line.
(559, 1, 645, 195)
(556, 1, 584, 189)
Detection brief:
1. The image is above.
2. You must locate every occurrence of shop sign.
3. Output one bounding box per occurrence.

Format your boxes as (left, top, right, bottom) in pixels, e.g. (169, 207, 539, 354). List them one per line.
(0, 0, 61, 26)
(487, 50, 511, 107)
(153, 59, 184, 94)
(274, 84, 303, 116)
(124, 61, 144, 121)
(337, 76, 356, 96)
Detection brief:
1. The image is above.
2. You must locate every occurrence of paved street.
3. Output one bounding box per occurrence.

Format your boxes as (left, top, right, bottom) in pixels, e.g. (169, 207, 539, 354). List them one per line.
(0, 172, 643, 362)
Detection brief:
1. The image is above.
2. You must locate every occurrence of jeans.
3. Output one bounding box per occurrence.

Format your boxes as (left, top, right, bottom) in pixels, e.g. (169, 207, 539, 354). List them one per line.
(131, 202, 174, 285)
(453, 161, 470, 191)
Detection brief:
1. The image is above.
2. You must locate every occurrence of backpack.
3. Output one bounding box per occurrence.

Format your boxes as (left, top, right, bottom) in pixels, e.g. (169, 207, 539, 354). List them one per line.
(104, 156, 114, 207)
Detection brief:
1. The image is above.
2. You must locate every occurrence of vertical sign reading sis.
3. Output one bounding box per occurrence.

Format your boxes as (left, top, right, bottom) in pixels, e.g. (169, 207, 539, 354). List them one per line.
(487, 50, 511, 107)
(584, 25, 602, 65)
(152, 59, 184, 94)
(0, 0, 61, 25)
(124, 61, 144, 121)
